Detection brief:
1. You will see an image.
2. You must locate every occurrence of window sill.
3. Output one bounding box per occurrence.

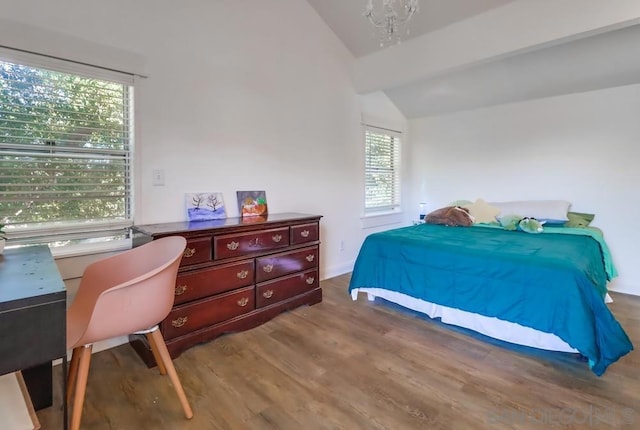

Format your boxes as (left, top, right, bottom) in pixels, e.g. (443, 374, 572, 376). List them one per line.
(49, 237, 132, 259)
(360, 211, 404, 229)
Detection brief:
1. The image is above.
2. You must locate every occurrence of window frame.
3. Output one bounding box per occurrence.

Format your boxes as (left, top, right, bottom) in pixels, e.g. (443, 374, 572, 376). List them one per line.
(0, 48, 135, 245)
(363, 124, 402, 216)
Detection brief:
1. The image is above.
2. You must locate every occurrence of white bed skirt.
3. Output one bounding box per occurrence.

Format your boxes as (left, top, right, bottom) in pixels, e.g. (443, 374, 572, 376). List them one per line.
(351, 287, 581, 353)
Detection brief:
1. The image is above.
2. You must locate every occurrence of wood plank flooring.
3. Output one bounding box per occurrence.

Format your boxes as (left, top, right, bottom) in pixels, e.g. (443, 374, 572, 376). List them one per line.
(38, 274, 639, 429)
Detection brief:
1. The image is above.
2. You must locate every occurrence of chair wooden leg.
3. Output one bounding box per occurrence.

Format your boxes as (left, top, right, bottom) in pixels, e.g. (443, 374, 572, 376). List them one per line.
(146, 330, 167, 375)
(147, 329, 193, 419)
(66, 347, 81, 408)
(70, 345, 93, 430)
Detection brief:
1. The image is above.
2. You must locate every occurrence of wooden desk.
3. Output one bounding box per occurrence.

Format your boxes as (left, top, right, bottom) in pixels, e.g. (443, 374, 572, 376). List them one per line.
(0, 246, 67, 426)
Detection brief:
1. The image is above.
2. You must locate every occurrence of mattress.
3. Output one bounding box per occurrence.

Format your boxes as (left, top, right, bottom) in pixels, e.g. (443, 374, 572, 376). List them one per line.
(348, 223, 633, 375)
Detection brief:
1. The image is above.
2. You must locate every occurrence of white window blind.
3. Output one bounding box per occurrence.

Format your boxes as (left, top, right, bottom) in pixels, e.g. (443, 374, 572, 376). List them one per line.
(0, 56, 134, 241)
(364, 126, 401, 213)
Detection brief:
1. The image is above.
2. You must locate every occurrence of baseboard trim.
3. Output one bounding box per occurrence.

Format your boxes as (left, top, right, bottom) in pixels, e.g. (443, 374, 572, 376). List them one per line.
(321, 261, 354, 281)
(608, 284, 640, 297)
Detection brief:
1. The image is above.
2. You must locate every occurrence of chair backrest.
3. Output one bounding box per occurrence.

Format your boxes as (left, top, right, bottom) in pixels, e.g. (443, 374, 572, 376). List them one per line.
(67, 236, 186, 349)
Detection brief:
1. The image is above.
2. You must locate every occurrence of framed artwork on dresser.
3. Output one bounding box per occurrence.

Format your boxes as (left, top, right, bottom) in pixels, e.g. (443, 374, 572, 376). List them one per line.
(185, 192, 226, 221)
(236, 190, 268, 217)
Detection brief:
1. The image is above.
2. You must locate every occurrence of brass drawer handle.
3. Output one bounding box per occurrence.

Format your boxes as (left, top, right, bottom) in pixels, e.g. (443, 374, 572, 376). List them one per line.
(227, 241, 239, 250)
(272, 234, 282, 243)
(300, 230, 310, 238)
(236, 269, 249, 279)
(305, 254, 315, 262)
(306, 277, 315, 285)
(237, 297, 249, 307)
(263, 264, 274, 273)
(174, 284, 188, 296)
(171, 316, 188, 328)
(183, 248, 196, 258)
(262, 289, 274, 299)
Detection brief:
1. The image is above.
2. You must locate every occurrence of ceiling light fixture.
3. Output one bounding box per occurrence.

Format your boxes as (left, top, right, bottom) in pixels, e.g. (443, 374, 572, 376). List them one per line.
(364, 0, 419, 47)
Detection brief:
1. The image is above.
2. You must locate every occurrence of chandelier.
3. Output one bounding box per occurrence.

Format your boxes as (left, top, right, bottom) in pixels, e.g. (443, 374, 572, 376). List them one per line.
(364, 0, 419, 47)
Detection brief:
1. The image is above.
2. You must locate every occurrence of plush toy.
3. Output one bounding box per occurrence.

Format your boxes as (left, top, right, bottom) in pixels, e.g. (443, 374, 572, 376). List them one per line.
(518, 217, 544, 234)
(424, 206, 474, 227)
(462, 198, 501, 224)
(498, 214, 522, 231)
(498, 215, 544, 233)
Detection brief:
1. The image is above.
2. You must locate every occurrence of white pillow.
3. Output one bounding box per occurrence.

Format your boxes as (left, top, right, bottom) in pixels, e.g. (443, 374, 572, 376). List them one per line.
(491, 200, 571, 223)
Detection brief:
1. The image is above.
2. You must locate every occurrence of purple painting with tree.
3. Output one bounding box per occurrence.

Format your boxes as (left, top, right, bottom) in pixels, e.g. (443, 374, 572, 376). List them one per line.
(186, 192, 226, 221)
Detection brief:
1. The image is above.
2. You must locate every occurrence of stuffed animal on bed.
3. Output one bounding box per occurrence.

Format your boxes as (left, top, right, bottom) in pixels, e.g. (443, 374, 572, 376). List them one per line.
(424, 206, 474, 227)
(518, 217, 544, 233)
(499, 215, 544, 233)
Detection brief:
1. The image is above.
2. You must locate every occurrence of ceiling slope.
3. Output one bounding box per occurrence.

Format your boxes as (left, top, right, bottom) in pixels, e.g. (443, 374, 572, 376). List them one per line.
(386, 23, 640, 118)
(308, 0, 640, 118)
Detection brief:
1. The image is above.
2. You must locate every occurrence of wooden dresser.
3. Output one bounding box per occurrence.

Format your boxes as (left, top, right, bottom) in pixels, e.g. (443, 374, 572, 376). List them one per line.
(130, 212, 322, 365)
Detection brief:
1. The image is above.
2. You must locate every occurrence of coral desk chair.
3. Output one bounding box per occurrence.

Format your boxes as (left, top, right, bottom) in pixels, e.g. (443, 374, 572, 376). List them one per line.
(66, 236, 193, 430)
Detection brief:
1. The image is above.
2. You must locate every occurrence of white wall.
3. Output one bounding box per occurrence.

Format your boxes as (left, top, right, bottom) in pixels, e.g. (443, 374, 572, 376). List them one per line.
(409, 84, 640, 295)
(0, 0, 408, 280)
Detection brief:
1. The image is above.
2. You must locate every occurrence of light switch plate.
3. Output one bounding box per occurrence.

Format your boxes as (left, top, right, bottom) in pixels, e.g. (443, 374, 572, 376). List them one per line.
(152, 169, 165, 186)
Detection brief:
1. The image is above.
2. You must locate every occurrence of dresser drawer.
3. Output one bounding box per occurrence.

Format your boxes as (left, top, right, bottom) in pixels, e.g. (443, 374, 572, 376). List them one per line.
(163, 286, 255, 339)
(174, 260, 254, 305)
(255, 246, 318, 283)
(256, 269, 318, 308)
(290, 222, 319, 245)
(214, 227, 289, 260)
(180, 236, 212, 266)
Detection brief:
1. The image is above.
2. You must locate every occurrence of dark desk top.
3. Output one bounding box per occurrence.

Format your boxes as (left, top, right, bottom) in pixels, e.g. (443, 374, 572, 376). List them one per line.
(0, 245, 67, 419)
(0, 245, 66, 312)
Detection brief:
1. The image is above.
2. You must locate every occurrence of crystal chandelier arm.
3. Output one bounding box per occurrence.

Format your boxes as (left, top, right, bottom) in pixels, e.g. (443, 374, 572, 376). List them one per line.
(364, 0, 419, 29)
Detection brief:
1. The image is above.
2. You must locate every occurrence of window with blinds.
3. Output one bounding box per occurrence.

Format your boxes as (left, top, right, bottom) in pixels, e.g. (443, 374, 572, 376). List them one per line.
(364, 126, 401, 213)
(0, 58, 134, 241)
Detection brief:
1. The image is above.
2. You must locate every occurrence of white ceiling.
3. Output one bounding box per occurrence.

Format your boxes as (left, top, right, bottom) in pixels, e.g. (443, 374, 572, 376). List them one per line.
(306, 1, 640, 118)
(306, 0, 516, 58)
(386, 23, 640, 118)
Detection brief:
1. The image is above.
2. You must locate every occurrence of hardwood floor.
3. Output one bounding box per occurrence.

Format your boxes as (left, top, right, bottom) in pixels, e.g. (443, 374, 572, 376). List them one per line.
(38, 274, 639, 429)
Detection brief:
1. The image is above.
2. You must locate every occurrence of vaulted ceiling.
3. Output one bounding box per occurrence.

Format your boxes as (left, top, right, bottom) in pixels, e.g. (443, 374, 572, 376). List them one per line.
(306, 1, 640, 118)
(306, 0, 515, 58)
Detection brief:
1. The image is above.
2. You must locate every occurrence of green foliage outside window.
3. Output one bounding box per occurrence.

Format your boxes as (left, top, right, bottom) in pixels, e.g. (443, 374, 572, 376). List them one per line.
(0, 60, 132, 229)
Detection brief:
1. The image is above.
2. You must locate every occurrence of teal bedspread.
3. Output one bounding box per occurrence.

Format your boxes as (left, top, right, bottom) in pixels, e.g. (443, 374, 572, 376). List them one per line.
(348, 224, 633, 375)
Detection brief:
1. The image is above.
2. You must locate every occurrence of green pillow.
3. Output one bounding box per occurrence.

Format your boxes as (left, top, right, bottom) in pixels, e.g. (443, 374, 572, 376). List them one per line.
(565, 211, 595, 228)
(518, 217, 544, 234)
(449, 199, 473, 207)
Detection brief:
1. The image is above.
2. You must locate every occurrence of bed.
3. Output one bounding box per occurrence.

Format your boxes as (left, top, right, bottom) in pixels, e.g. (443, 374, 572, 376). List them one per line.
(348, 223, 633, 376)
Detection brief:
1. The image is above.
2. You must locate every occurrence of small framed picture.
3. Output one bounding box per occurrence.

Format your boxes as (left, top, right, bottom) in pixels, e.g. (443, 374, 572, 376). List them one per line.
(236, 191, 268, 217)
(186, 192, 226, 221)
